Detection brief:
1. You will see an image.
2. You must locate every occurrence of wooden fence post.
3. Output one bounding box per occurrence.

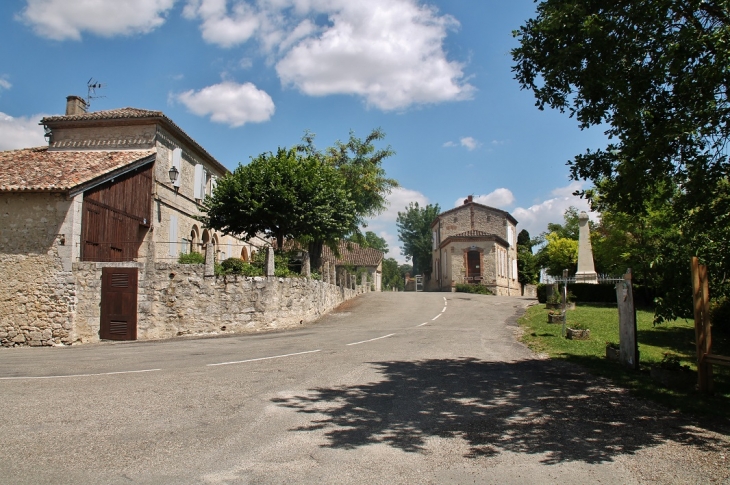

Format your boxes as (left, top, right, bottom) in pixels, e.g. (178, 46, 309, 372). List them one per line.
(616, 269, 639, 369)
(691, 256, 713, 392)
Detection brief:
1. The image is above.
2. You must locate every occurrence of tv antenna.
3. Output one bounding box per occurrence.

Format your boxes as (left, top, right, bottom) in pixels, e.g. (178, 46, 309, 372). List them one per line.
(86, 78, 106, 107)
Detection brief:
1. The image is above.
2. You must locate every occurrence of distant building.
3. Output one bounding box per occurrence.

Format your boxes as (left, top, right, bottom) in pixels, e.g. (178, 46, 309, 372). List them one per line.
(429, 195, 520, 295)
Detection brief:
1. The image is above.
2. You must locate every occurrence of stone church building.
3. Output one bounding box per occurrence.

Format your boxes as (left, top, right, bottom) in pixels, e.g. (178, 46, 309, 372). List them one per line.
(429, 196, 520, 295)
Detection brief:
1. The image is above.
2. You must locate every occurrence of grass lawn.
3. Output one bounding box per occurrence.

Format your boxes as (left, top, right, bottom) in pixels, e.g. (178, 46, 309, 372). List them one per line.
(519, 303, 730, 419)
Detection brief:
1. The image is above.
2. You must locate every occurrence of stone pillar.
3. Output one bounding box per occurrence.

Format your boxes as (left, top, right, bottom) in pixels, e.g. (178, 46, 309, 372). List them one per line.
(330, 264, 336, 285)
(575, 211, 598, 284)
(265, 246, 275, 277)
(204, 243, 215, 277)
(302, 251, 311, 277)
(323, 261, 330, 284)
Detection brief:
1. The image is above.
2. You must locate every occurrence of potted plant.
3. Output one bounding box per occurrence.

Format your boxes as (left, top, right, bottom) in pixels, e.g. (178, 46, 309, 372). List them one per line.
(545, 290, 561, 310)
(650, 352, 696, 389)
(605, 341, 620, 361)
(547, 310, 563, 323)
(566, 322, 590, 340)
(566, 291, 577, 310)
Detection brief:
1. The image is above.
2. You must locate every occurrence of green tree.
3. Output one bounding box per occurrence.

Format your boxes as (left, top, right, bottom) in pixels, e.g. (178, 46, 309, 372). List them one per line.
(517, 229, 540, 286)
(396, 202, 441, 276)
(381, 257, 403, 291)
(349, 231, 388, 253)
(202, 148, 355, 250)
(513, 0, 730, 319)
(298, 129, 398, 265)
(538, 233, 579, 277)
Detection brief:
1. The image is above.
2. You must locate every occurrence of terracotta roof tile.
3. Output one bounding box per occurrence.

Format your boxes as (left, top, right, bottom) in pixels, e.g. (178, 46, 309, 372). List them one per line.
(41, 107, 227, 175)
(322, 240, 384, 267)
(0, 146, 155, 192)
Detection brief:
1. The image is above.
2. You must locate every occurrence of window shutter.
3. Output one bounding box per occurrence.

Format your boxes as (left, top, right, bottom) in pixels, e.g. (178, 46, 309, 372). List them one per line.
(194, 164, 204, 199)
(169, 214, 178, 256)
(513, 259, 518, 281)
(210, 175, 217, 195)
(172, 148, 182, 188)
(507, 226, 514, 246)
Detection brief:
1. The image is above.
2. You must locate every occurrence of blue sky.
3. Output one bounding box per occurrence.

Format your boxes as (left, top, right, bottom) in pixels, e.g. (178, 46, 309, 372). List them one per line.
(0, 0, 606, 262)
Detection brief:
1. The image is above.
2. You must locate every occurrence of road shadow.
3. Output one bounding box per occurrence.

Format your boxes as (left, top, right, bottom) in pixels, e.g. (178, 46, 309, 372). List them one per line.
(272, 358, 729, 464)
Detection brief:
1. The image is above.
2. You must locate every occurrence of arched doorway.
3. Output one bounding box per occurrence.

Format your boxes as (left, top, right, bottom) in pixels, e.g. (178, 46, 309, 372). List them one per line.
(190, 225, 200, 253)
(241, 246, 249, 261)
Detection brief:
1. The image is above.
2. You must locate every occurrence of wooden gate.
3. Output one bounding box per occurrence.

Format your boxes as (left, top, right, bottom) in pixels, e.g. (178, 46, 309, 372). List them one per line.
(100, 267, 138, 340)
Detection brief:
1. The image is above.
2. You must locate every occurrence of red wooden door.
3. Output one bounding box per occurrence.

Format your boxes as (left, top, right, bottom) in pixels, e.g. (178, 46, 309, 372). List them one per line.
(467, 250, 481, 283)
(100, 267, 138, 340)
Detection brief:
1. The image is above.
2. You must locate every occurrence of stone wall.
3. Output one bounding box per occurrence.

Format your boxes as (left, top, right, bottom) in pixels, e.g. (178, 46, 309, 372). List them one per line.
(0, 192, 78, 347)
(70, 262, 363, 344)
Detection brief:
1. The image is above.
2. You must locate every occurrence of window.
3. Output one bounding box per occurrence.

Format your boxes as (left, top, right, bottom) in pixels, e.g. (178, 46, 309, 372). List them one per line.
(181, 238, 189, 255)
(171, 148, 182, 189)
(193, 164, 207, 200)
(168, 214, 178, 256)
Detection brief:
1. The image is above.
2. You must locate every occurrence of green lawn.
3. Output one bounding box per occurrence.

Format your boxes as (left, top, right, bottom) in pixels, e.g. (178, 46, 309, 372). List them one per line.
(519, 303, 730, 419)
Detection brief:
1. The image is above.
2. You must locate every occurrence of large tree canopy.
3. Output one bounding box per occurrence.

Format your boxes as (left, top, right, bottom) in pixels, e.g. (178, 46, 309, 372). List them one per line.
(202, 148, 355, 250)
(513, 1, 730, 214)
(396, 202, 441, 276)
(513, 1, 730, 321)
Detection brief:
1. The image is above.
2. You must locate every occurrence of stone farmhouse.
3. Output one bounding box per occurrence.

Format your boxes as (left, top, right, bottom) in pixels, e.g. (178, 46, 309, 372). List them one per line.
(429, 195, 521, 295)
(0, 96, 265, 346)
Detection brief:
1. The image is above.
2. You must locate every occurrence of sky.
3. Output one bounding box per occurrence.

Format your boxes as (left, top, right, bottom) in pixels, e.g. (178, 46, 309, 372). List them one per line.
(0, 0, 607, 263)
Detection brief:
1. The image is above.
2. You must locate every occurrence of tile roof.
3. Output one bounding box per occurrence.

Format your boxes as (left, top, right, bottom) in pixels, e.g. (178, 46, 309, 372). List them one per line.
(432, 201, 518, 226)
(322, 240, 384, 267)
(0, 146, 155, 192)
(41, 107, 227, 175)
(451, 230, 494, 237)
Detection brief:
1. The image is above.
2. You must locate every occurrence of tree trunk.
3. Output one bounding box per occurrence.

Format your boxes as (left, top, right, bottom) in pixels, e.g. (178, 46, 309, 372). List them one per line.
(308, 240, 324, 271)
(276, 232, 284, 251)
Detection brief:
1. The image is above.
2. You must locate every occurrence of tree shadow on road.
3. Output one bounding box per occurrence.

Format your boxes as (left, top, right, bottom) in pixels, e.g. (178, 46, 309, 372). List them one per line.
(272, 358, 729, 464)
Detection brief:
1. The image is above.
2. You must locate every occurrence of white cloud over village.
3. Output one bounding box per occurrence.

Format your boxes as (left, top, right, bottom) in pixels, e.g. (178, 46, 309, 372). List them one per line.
(511, 182, 595, 238)
(443, 136, 482, 150)
(453, 188, 515, 209)
(174, 81, 275, 127)
(19, 0, 175, 40)
(0, 112, 48, 151)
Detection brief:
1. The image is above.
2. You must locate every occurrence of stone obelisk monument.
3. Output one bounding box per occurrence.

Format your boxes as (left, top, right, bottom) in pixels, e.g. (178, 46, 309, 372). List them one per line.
(575, 211, 598, 284)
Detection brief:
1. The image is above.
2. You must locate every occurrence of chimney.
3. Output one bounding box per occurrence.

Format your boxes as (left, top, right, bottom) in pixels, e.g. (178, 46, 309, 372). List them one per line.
(65, 95, 88, 116)
(464, 195, 473, 205)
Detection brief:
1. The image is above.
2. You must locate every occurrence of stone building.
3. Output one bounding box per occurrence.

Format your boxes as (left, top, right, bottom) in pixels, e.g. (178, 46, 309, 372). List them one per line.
(321, 240, 384, 291)
(429, 196, 520, 295)
(0, 96, 261, 346)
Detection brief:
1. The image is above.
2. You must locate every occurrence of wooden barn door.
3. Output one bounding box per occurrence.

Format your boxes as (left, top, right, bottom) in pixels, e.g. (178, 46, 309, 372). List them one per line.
(100, 267, 138, 340)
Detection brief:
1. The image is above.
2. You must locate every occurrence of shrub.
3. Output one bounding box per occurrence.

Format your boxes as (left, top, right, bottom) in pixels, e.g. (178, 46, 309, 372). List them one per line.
(711, 297, 730, 333)
(178, 252, 205, 264)
(455, 283, 492, 295)
(218, 257, 263, 277)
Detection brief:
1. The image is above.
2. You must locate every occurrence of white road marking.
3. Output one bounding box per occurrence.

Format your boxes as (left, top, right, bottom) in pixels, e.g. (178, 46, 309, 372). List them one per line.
(207, 349, 321, 366)
(444, 300, 448, 306)
(417, 322, 429, 327)
(441, 307, 446, 313)
(0, 369, 162, 380)
(347, 334, 396, 346)
(432, 313, 442, 321)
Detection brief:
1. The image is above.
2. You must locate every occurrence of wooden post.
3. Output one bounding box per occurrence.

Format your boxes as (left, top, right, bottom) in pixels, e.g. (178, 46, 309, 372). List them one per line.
(561, 269, 568, 337)
(691, 257, 713, 392)
(616, 269, 639, 369)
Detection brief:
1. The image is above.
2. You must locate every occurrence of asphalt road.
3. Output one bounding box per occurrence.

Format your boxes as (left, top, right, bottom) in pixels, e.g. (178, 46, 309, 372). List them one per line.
(1, 292, 728, 484)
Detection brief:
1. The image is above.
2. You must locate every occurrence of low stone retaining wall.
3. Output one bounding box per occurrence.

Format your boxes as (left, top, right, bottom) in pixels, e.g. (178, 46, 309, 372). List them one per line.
(71, 262, 361, 344)
(3, 262, 364, 347)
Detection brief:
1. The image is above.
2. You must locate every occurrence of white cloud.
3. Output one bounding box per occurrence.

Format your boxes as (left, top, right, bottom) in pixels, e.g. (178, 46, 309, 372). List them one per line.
(442, 141, 456, 148)
(0, 78, 11, 92)
(460, 136, 479, 151)
(511, 182, 596, 238)
(364, 186, 430, 264)
(175, 81, 275, 127)
(183, 0, 260, 48)
(19, 0, 175, 40)
(276, 0, 473, 110)
(454, 188, 515, 209)
(0, 112, 48, 151)
(183, 0, 474, 111)
(375, 186, 430, 223)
